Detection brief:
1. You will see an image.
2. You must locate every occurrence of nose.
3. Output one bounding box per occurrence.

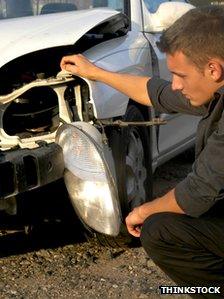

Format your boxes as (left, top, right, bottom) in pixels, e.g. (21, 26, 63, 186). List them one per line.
(171, 75, 183, 91)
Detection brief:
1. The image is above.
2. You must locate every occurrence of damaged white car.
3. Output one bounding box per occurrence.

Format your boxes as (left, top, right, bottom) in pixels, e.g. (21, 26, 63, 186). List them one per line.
(0, 0, 199, 245)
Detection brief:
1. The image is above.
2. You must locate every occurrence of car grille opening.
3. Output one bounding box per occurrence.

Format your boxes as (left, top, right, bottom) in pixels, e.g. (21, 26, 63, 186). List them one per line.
(3, 86, 60, 138)
(23, 155, 38, 188)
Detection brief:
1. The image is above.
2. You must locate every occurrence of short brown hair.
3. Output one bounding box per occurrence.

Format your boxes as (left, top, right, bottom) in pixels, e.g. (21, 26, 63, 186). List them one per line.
(157, 6, 224, 69)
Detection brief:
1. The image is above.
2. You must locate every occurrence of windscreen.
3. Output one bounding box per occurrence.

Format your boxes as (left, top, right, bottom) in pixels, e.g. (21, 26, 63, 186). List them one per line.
(0, 0, 125, 19)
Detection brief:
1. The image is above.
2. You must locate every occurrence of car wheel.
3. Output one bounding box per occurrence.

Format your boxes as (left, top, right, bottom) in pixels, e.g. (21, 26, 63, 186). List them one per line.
(95, 104, 153, 248)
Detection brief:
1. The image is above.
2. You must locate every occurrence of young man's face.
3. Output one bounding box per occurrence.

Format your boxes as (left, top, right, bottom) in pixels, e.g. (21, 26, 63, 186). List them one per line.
(167, 51, 220, 106)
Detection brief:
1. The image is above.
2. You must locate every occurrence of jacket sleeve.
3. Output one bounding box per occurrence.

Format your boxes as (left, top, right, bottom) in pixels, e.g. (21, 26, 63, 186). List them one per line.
(175, 110, 224, 217)
(148, 77, 206, 116)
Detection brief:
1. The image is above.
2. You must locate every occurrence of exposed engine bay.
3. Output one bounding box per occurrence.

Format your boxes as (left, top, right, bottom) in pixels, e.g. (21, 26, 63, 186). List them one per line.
(0, 72, 94, 149)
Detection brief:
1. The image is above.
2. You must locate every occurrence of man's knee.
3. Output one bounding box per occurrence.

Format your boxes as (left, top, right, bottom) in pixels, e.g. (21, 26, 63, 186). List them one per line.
(140, 212, 186, 257)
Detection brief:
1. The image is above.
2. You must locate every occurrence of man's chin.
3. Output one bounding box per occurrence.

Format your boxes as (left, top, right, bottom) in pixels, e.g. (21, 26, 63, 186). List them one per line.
(189, 101, 196, 106)
(188, 95, 212, 107)
(189, 99, 202, 107)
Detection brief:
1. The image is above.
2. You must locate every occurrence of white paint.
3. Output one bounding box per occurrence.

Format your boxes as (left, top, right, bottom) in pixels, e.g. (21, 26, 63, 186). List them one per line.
(0, 8, 119, 67)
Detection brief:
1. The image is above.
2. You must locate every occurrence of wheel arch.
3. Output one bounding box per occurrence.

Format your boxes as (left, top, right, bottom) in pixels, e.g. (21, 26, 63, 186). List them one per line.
(127, 98, 154, 159)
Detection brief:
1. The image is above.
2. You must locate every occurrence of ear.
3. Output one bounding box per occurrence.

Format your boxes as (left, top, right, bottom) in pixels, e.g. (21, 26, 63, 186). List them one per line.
(206, 60, 224, 82)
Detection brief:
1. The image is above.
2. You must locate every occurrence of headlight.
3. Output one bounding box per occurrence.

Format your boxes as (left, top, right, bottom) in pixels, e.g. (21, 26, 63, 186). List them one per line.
(56, 122, 121, 236)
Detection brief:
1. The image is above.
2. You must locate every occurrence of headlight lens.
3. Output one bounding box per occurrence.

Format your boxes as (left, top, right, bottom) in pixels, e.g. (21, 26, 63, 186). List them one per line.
(56, 122, 121, 236)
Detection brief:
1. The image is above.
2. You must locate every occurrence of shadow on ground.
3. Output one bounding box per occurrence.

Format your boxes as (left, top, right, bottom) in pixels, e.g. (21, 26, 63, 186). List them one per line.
(0, 179, 87, 258)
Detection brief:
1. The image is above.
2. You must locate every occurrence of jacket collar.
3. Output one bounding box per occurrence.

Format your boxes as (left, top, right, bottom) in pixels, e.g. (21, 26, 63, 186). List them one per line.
(214, 85, 224, 97)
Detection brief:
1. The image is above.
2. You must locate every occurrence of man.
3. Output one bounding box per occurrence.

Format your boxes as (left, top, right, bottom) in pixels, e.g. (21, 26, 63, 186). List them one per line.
(61, 6, 224, 296)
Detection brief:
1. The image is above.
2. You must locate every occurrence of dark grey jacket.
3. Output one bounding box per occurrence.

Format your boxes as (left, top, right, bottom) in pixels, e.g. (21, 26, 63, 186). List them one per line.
(148, 77, 224, 217)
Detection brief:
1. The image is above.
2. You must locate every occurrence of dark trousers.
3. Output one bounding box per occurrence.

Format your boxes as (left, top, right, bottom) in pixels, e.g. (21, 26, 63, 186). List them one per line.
(140, 207, 224, 298)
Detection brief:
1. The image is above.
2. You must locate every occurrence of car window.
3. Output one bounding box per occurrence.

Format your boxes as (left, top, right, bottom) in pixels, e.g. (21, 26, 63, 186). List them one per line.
(143, 0, 167, 13)
(0, 0, 125, 19)
(143, 0, 187, 13)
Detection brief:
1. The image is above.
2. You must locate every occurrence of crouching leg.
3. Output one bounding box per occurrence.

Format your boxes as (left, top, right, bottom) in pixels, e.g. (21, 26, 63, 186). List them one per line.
(140, 212, 224, 298)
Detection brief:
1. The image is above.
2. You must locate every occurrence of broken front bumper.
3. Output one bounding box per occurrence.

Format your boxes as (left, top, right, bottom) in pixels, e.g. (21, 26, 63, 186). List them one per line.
(0, 143, 64, 199)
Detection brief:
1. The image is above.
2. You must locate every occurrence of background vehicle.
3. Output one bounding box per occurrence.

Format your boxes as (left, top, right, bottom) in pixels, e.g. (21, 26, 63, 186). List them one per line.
(0, 0, 200, 246)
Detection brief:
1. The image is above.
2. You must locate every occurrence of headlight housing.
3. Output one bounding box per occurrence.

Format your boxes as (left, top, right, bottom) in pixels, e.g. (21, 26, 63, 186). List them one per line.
(56, 122, 121, 236)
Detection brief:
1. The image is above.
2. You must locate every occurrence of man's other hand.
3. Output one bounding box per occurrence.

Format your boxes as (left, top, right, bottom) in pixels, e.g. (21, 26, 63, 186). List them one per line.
(125, 189, 185, 238)
(125, 207, 145, 237)
(60, 54, 99, 80)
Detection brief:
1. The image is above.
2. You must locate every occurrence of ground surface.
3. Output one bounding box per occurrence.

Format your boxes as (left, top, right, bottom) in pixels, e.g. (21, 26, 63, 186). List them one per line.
(0, 150, 194, 299)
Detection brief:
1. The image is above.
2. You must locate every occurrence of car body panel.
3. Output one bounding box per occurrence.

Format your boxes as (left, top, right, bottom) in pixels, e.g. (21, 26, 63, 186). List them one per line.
(84, 31, 152, 119)
(0, 8, 119, 68)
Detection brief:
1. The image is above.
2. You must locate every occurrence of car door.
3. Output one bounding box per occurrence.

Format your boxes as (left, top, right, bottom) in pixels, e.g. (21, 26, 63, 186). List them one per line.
(141, 0, 201, 162)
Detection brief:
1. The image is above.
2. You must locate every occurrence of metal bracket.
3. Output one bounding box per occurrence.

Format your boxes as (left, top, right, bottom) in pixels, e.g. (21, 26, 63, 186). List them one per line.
(99, 118, 167, 127)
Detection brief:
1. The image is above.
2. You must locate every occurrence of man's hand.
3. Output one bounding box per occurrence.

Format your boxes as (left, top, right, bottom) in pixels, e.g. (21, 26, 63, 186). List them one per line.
(125, 206, 146, 237)
(60, 54, 100, 80)
(125, 189, 185, 238)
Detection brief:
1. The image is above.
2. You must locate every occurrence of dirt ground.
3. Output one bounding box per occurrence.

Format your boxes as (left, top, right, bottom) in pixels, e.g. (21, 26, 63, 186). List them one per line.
(0, 150, 194, 299)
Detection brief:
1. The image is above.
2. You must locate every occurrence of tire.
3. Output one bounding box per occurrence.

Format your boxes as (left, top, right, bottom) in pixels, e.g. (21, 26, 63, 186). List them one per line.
(95, 104, 153, 248)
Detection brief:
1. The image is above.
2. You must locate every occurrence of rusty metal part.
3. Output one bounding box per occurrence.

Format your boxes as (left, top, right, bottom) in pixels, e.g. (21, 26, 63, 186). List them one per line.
(98, 118, 167, 127)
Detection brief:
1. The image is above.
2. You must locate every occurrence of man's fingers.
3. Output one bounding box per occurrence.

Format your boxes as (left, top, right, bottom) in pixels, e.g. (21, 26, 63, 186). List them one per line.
(60, 54, 93, 78)
(127, 225, 141, 238)
(60, 55, 80, 74)
(135, 226, 142, 233)
(60, 55, 77, 70)
(60, 61, 75, 71)
(63, 64, 78, 74)
(125, 207, 144, 238)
